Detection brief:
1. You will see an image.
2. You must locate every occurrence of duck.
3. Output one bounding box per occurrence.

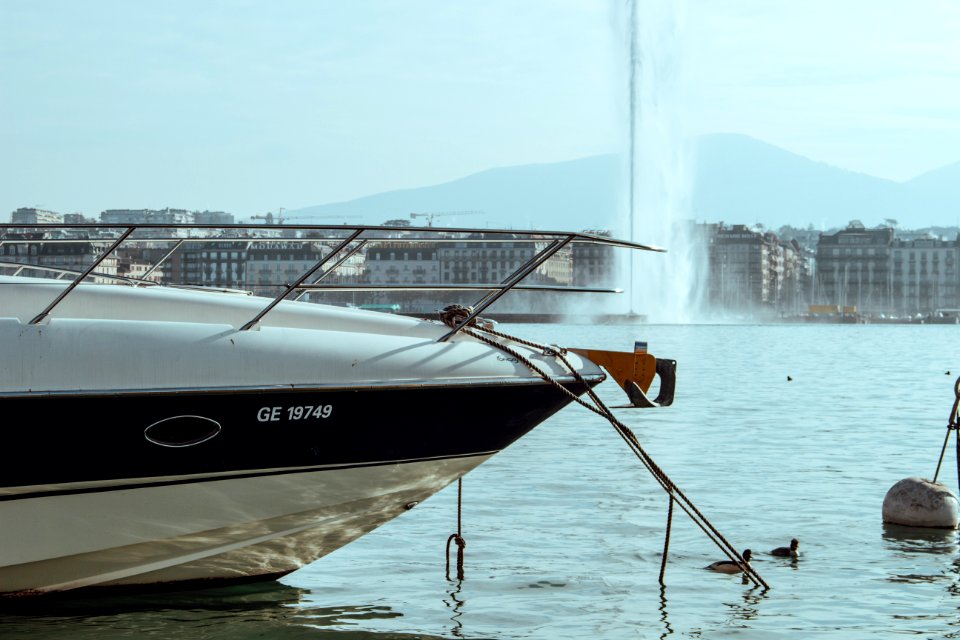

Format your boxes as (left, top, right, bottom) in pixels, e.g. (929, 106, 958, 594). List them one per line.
(705, 549, 751, 573)
(771, 538, 799, 558)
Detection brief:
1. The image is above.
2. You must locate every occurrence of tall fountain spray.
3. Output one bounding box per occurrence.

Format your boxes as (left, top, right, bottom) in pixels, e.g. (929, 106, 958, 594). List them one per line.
(623, 0, 707, 323)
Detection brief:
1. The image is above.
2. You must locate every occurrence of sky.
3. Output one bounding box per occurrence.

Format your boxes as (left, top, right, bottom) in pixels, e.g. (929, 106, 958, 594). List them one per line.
(2, 0, 959, 221)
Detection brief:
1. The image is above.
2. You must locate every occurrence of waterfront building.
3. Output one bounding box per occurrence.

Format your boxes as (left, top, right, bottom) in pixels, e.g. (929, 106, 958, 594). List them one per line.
(245, 240, 330, 297)
(365, 242, 439, 285)
(245, 236, 365, 303)
(439, 234, 531, 285)
(890, 235, 960, 315)
(709, 224, 781, 309)
(40, 240, 118, 283)
(572, 230, 615, 287)
(537, 242, 572, 286)
(180, 241, 248, 289)
(116, 251, 166, 283)
(814, 221, 894, 314)
(779, 240, 815, 315)
(360, 242, 438, 311)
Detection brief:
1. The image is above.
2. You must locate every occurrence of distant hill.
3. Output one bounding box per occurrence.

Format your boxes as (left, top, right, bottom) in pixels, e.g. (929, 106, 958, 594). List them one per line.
(904, 161, 960, 228)
(283, 134, 960, 231)
(285, 155, 625, 232)
(692, 134, 903, 229)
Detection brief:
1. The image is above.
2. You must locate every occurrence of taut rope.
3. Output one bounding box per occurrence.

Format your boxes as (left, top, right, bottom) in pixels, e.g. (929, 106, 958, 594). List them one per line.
(932, 377, 960, 486)
(439, 306, 767, 589)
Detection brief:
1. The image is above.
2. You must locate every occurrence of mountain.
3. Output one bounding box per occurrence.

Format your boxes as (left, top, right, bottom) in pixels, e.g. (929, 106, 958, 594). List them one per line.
(903, 161, 960, 228)
(286, 154, 624, 232)
(284, 135, 960, 231)
(691, 134, 906, 229)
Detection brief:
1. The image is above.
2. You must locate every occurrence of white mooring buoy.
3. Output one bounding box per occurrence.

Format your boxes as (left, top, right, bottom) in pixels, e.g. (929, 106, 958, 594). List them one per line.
(882, 477, 960, 529)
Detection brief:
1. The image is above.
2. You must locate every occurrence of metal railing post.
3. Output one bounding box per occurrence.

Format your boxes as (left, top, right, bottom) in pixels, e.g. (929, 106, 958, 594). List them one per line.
(240, 229, 364, 330)
(29, 227, 137, 324)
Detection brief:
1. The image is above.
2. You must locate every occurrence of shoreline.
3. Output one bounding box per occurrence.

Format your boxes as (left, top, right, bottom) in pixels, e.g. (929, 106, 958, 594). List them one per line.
(400, 312, 649, 324)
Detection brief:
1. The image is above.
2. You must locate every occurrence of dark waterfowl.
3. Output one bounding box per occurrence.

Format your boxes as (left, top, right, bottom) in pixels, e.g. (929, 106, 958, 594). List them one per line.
(771, 538, 799, 558)
(705, 549, 751, 573)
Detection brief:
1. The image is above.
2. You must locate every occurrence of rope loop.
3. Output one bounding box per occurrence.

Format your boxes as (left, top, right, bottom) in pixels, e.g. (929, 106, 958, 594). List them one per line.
(446, 533, 466, 581)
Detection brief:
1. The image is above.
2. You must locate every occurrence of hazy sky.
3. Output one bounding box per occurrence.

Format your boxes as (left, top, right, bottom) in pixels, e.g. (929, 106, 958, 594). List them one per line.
(2, 0, 958, 219)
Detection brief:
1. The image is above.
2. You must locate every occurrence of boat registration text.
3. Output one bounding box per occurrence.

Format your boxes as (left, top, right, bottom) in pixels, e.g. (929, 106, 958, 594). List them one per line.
(257, 405, 334, 422)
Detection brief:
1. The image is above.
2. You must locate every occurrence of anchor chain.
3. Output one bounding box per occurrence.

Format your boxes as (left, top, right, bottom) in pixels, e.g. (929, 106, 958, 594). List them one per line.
(439, 311, 767, 589)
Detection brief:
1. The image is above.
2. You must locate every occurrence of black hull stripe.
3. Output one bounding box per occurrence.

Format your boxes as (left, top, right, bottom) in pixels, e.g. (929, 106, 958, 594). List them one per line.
(1, 378, 597, 489)
(0, 452, 491, 503)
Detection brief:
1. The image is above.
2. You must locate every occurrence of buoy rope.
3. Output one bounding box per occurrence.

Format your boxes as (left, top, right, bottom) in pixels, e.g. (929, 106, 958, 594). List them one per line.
(933, 377, 960, 485)
(446, 317, 767, 589)
(446, 477, 466, 581)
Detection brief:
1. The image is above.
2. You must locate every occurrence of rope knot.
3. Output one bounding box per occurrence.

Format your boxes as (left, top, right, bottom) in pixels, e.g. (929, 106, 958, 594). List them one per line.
(439, 304, 496, 331)
(439, 304, 475, 329)
(542, 344, 567, 357)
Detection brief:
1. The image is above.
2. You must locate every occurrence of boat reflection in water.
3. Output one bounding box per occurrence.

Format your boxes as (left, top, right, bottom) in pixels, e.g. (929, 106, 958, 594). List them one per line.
(0, 581, 429, 639)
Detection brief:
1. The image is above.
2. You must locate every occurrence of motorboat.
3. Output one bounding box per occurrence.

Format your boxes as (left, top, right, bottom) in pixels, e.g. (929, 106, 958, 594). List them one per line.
(0, 222, 674, 597)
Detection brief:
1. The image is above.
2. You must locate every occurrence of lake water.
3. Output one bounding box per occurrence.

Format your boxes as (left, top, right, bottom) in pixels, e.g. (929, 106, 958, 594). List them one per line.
(3, 323, 959, 639)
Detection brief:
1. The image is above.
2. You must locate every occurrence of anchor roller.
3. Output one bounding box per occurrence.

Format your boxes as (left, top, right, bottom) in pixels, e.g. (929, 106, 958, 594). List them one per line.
(568, 343, 676, 408)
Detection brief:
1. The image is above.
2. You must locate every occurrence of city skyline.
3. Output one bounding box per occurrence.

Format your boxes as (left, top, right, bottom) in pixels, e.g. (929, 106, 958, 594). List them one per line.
(6, 208, 959, 320)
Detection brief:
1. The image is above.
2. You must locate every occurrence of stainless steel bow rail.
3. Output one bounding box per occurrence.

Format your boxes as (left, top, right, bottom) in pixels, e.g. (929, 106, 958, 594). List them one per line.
(0, 222, 663, 332)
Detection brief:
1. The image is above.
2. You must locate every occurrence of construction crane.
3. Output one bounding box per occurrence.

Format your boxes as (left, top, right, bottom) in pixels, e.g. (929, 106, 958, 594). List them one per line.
(249, 210, 362, 225)
(249, 209, 287, 225)
(409, 210, 484, 227)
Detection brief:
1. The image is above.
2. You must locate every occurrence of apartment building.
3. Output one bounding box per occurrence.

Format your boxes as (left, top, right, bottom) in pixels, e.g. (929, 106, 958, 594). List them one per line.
(890, 235, 960, 314)
(814, 221, 895, 314)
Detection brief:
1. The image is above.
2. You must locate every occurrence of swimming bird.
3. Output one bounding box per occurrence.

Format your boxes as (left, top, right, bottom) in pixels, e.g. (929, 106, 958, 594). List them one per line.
(787, 376, 793, 381)
(705, 549, 751, 573)
(771, 538, 799, 558)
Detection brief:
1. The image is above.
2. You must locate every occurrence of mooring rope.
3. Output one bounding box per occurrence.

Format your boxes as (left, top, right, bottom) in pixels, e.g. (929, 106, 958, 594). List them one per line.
(659, 496, 674, 586)
(439, 306, 767, 588)
(932, 377, 960, 485)
(446, 477, 466, 581)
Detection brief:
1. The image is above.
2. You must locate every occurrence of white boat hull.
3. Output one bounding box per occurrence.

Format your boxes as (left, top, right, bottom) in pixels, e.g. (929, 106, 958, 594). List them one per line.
(0, 276, 606, 597)
(0, 455, 489, 595)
